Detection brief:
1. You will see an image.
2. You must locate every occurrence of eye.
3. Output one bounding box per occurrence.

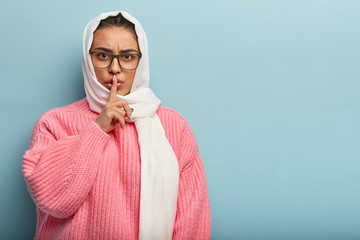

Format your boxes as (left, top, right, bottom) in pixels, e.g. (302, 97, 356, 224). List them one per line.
(98, 52, 109, 60)
(92, 52, 110, 61)
(122, 54, 134, 61)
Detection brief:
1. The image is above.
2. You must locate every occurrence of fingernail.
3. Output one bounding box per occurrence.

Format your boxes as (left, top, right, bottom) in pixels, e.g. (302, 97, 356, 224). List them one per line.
(113, 75, 116, 81)
(130, 114, 133, 121)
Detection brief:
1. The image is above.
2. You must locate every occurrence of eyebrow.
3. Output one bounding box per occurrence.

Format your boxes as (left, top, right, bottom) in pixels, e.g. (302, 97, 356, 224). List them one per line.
(93, 47, 139, 54)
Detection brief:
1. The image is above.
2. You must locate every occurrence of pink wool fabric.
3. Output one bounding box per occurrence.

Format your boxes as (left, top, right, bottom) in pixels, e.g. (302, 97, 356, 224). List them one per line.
(23, 98, 211, 240)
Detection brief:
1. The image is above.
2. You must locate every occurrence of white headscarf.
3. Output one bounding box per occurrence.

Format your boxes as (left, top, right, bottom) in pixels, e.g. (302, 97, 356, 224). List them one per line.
(82, 11, 179, 240)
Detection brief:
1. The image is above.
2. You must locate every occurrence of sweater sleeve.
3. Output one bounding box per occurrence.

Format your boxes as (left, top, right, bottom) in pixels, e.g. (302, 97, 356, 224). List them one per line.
(172, 124, 211, 240)
(22, 113, 110, 219)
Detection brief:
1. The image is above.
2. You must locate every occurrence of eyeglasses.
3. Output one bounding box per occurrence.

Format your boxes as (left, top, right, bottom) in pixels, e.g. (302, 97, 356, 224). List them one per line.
(89, 51, 142, 70)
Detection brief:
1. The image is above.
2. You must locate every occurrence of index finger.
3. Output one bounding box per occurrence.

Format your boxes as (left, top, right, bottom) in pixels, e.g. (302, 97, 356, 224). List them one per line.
(108, 75, 117, 102)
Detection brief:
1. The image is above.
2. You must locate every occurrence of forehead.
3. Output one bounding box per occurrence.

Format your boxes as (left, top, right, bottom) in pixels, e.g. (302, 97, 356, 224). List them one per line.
(91, 27, 139, 51)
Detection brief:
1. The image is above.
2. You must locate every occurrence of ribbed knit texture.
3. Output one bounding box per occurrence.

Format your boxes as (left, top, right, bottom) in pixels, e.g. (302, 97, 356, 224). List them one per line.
(23, 98, 211, 240)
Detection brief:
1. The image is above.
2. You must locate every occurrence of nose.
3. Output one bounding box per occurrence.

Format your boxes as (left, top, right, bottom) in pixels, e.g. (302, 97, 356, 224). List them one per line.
(108, 57, 122, 74)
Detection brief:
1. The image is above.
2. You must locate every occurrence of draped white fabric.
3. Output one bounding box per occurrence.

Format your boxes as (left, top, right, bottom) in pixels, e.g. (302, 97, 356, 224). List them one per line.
(82, 11, 179, 240)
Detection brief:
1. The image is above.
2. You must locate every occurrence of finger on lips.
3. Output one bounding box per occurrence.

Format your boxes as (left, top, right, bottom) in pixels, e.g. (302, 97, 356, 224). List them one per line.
(108, 75, 117, 102)
(103, 75, 134, 129)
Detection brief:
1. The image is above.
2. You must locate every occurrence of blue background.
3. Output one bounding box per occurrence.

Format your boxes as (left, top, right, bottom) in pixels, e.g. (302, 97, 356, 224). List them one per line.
(1, 0, 360, 239)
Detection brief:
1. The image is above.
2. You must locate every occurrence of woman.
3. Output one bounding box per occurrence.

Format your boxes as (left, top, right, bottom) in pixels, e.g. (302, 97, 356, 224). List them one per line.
(23, 11, 211, 240)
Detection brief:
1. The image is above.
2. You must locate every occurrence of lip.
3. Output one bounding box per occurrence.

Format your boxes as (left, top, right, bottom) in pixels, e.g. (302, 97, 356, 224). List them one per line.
(106, 77, 124, 89)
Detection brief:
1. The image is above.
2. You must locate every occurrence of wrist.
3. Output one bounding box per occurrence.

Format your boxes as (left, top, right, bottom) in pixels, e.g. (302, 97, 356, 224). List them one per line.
(95, 120, 108, 133)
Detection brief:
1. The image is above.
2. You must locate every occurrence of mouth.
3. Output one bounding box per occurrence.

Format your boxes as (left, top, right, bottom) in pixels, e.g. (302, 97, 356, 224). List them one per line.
(105, 77, 124, 89)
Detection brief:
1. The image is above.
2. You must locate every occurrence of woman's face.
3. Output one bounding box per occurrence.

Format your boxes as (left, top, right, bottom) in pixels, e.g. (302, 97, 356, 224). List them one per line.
(90, 27, 140, 96)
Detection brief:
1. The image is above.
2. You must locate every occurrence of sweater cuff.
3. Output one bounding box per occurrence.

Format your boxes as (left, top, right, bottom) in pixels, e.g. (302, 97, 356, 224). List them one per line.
(90, 121, 110, 139)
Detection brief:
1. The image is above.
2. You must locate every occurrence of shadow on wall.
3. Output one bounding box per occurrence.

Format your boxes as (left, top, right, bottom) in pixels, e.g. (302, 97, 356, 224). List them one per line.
(1, 62, 86, 239)
(2, 134, 37, 239)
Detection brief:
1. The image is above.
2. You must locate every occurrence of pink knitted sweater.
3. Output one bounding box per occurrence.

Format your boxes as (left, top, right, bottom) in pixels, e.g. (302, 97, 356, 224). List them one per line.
(23, 98, 211, 240)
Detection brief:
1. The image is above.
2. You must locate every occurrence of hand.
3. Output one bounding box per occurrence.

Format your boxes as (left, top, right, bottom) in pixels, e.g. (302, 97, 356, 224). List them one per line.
(95, 75, 133, 133)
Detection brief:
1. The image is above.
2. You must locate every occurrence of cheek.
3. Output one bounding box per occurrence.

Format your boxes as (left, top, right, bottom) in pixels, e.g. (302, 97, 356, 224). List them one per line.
(94, 69, 106, 83)
(93, 69, 101, 81)
(125, 71, 136, 84)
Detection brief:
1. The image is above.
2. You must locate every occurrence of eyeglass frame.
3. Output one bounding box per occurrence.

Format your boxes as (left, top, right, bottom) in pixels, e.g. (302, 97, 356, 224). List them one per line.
(89, 51, 142, 70)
